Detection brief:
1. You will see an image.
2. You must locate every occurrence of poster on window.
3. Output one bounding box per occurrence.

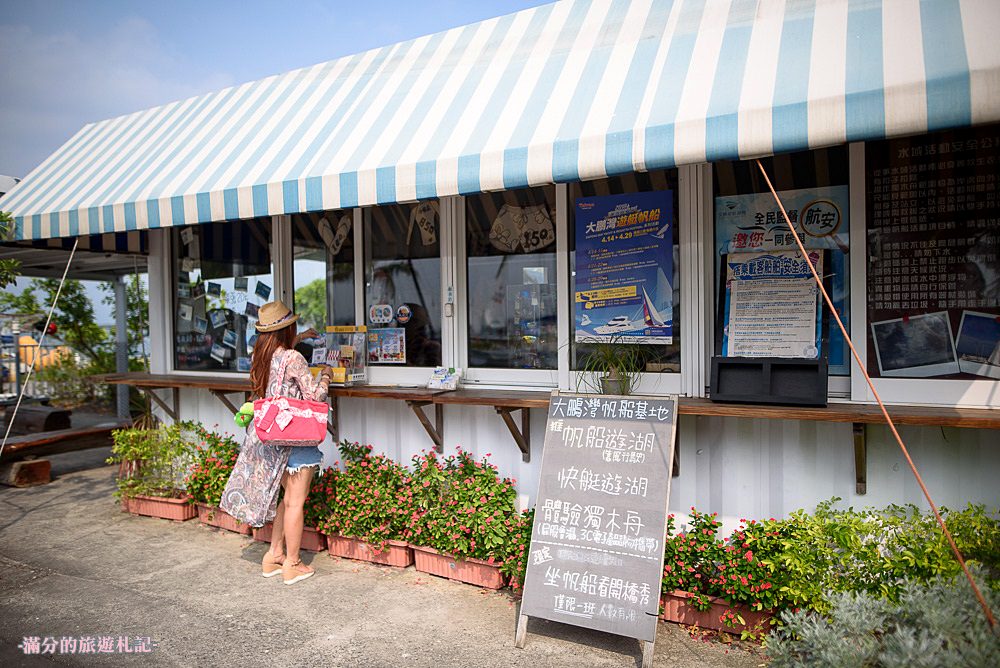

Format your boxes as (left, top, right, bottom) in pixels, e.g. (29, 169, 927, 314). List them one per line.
(574, 191, 673, 344)
(721, 251, 822, 358)
(866, 125, 1000, 380)
(715, 186, 849, 372)
(367, 328, 406, 364)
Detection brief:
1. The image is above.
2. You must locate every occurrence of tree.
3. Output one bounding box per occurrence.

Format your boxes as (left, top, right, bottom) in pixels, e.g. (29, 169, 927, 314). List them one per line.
(0, 211, 22, 288)
(294, 278, 326, 330)
(0, 276, 149, 368)
(101, 275, 150, 369)
(0, 278, 110, 365)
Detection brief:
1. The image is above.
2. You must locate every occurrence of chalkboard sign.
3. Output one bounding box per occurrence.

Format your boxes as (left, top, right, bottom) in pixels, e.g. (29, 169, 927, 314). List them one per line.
(516, 392, 678, 657)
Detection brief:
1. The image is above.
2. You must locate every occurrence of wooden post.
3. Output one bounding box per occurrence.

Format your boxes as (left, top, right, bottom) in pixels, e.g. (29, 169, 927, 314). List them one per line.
(514, 613, 528, 649)
(641, 640, 655, 668)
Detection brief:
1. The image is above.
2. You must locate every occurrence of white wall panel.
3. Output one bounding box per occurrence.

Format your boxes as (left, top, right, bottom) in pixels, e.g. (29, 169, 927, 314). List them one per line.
(177, 389, 998, 536)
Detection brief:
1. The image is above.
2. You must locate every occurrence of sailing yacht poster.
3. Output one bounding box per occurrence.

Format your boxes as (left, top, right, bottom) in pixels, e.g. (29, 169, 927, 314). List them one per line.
(574, 190, 673, 344)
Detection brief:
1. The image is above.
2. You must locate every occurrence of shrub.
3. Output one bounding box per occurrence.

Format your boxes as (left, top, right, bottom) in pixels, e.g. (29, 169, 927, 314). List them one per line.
(305, 466, 338, 529)
(409, 447, 524, 572)
(766, 569, 1000, 667)
(770, 500, 1000, 614)
(319, 441, 413, 550)
(661, 508, 783, 627)
(503, 508, 534, 593)
(31, 353, 109, 408)
(107, 421, 197, 499)
(184, 426, 240, 506)
(663, 500, 1000, 620)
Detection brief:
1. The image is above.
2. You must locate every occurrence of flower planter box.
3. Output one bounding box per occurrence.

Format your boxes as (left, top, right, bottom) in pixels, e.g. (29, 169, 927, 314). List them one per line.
(120, 494, 196, 522)
(660, 590, 773, 635)
(253, 523, 327, 552)
(325, 535, 413, 568)
(411, 544, 506, 590)
(195, 503, 252, 535)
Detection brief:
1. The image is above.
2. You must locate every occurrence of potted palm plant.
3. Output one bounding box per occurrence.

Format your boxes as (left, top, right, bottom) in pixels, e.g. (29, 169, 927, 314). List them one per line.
(575, 333, 646, 395)
(108, 420, 197, 521)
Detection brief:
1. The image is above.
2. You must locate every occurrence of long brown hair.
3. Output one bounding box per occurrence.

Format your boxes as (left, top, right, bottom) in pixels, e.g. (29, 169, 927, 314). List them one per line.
(249, 326, 297, 399)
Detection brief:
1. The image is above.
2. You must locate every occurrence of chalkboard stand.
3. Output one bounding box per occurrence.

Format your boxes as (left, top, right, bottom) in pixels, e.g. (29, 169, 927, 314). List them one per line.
(514, 391, 677, 668)
(515, 612, 656, 667)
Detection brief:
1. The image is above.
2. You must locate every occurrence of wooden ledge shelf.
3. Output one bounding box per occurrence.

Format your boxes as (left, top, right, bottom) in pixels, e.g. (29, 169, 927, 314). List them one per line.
(677, 397, 1000, 430)
(329, 386, 449, 452)
(92, 372, 250, 425)
(680, 397, 999, 496)
(432, 389, 551, 462)
(92, 374, 998, 483)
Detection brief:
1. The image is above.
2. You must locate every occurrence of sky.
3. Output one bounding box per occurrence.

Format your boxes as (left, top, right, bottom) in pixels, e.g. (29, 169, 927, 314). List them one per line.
(0, 0, 551, 178)
(1, 0, 550, 323)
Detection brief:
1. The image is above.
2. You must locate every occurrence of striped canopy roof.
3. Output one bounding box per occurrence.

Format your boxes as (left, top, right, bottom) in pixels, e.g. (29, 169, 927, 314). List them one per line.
(3, 0, 998, 240)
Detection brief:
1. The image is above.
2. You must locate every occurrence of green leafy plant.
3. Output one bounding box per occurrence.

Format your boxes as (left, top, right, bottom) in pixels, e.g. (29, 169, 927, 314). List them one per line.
(319, 441, 413, 551)
(769, 500, 1000, 615)
(184, 425, 240, 506)
(0, 211, 21, 287)
(503, 508, 534, 593)
(661, 508, 781, 634)
(575, 333, 647, 395)
(107, 421, 197, 499)
(409, 447, 525, 571)
(304, 466, 338, 529)
(663, 500, 1000, 627)
(766, 569, 1000, 667)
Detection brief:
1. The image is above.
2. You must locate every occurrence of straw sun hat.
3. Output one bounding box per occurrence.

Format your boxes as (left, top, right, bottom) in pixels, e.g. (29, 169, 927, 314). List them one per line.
(255, 300, 299, 332)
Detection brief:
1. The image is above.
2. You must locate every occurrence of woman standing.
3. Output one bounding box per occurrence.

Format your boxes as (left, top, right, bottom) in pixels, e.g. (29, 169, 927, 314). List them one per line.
(250, 301, 333, 585)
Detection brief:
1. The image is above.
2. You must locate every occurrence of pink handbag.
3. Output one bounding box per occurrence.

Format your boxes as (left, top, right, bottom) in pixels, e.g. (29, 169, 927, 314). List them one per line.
(252, 350, 329, 447)
(253, 396, 328, 446)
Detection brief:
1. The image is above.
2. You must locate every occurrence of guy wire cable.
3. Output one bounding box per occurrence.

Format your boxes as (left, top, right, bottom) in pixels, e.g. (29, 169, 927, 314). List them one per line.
(0, 237, 80, 461)
(754, 159, 996, 630)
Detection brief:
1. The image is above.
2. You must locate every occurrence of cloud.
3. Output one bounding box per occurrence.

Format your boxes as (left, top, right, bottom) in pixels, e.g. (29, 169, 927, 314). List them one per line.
(0, 17, 234, 177)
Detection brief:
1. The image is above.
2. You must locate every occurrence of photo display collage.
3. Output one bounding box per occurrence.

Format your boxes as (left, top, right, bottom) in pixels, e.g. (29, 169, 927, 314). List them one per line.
(173, 220, 274, 372)
(866, 124, 1000, 380)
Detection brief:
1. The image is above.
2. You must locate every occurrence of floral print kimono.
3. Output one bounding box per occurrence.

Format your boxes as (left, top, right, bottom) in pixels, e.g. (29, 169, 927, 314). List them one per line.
(220, 348, 329, 527)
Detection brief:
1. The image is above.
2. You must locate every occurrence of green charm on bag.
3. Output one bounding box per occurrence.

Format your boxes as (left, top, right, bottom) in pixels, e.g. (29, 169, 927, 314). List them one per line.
(234, 401, 254, 428)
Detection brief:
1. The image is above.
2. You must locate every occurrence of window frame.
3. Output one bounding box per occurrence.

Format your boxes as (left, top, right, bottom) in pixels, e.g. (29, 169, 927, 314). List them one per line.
(359, 199, 450, 385)
(166, 215, 279, 377)
(456, 189, 561, 388)
(848, 141, 999, 407)
(564, 168, 689, 397)
(157, 137, 995, 408)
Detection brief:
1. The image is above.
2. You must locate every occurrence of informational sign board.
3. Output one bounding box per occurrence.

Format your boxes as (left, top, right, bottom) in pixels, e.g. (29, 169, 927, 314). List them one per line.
(714, 186, 849, 373)
(516, 392, 678, 656)
(721, 250, 823, 358)
(866, 125, 1000, 380)
(574, 191, 674, 344)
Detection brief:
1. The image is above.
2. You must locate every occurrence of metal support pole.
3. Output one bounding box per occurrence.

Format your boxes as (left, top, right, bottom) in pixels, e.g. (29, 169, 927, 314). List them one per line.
(115, 276, 129, 419)
(12, 322, 22, 398)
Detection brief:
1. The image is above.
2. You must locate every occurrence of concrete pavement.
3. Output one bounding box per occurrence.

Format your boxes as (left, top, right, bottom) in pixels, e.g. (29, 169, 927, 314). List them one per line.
(0, 451, 763, 667)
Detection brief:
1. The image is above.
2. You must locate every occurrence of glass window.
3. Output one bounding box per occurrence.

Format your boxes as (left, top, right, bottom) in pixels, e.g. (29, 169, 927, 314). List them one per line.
(291, 211, 355, 330)
(172, 217, 273, 372)
(570, 171, 681, 373)
(713, 147, 851, 375)
(466, 186, 558, 369)
(865, 124, 1000, 381)
(363, 202, 442, 367)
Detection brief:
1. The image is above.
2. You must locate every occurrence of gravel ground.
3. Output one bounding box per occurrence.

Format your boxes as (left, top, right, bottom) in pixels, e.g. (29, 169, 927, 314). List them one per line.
(0, 451, 764, 668)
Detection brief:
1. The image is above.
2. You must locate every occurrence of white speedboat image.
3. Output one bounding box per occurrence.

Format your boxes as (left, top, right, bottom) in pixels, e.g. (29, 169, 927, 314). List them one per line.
(594, 314, 641, 334)
(593, 287, 668, 334)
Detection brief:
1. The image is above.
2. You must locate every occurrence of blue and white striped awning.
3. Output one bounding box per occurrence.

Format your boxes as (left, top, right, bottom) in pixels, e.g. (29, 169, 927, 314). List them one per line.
(3, 0, 998, 240)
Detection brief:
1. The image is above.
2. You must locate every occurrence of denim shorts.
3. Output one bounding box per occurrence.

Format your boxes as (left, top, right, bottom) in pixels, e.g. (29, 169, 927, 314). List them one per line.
(286, 446, 322, 473)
